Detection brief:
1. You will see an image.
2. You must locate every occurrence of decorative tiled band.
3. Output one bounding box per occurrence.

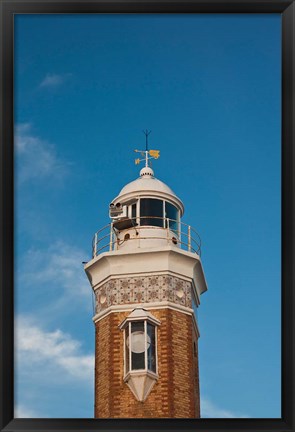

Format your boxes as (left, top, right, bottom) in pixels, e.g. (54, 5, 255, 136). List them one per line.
(94, 274, 192, 314)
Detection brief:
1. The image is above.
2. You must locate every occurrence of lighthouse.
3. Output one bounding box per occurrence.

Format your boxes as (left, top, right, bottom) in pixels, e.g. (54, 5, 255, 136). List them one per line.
(84, 139, 207, 418)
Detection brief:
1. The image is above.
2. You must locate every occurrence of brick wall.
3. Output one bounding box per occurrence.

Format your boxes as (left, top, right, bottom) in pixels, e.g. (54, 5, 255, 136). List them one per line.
(94, 308, 200, 418)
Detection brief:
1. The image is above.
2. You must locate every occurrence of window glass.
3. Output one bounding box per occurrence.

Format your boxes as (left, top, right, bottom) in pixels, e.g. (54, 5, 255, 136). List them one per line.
(165, 202, 179, 233)
(130, 322, 145, 370)
(147, 323, 156, 373)
(140, 199, 163, 227)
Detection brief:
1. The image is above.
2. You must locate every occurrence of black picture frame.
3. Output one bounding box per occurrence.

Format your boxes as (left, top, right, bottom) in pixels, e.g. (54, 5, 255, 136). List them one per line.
(0, 1, 294, 431)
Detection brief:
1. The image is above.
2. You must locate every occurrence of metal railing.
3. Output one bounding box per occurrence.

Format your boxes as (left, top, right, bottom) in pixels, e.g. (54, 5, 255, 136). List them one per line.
(92, 216, 201, 258)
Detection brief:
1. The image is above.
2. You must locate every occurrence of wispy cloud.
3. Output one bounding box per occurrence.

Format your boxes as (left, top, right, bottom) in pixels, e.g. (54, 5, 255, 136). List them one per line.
(15, 315, 94, 418)
(19, 240, 92, 315)
(15, 123, 69, 183)
(15, 404, 42, 418)
(201, 397, 249, 418)
(15, 315, 94, 381)
(39, 73, 72, 88)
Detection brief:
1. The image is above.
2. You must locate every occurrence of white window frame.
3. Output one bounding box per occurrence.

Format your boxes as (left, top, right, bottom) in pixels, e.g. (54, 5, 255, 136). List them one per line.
(124, 319, 157, 375)
(120, 310, 160, 379)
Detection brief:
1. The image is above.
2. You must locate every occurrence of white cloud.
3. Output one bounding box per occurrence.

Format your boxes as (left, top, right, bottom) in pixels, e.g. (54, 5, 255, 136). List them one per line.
(15, 316, 94, 382)
(14, 315, 94, 418)
(15, 240, 93, 418)
(39, 73, 71, 88)
(21, 240, 90, 299)
(15, 404, 41, 418)
(15, 123, 69, 183)
(201, 397, 249, 418)
(15, 123, 31, 135)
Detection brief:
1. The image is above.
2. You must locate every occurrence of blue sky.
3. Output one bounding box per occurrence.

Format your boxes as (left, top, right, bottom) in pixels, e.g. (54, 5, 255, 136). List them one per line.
(14, 14, 281, 418)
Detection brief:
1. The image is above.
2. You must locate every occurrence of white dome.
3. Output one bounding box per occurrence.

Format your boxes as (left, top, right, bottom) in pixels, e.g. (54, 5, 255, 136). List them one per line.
(119, 176, 176, 197)
(112, 170, 184, 215)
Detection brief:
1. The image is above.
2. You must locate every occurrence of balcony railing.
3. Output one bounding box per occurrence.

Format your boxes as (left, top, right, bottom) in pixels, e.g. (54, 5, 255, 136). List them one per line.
(92, 216, 201, 258)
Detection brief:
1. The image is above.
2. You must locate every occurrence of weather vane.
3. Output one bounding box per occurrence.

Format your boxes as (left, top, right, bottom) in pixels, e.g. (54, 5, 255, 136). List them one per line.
(134, 130, 160, 167)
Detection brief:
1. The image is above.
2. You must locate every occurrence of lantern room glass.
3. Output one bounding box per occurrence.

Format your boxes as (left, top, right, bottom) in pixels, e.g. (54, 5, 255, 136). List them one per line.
(165, 201, 179, 234)
(140, 199, 163, 227)
(139, 198, 179, 233)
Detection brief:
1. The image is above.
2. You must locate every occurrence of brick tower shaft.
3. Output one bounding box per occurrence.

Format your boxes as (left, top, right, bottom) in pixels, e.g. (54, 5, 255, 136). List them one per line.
(95, 307, 200, 418)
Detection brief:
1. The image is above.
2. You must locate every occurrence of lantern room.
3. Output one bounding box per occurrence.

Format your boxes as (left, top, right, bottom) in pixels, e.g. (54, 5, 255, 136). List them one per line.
(106, 165, 186, 251)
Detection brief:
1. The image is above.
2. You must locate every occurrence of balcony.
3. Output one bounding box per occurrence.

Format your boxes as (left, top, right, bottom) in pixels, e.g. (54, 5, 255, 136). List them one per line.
(92, 216, 201, 258)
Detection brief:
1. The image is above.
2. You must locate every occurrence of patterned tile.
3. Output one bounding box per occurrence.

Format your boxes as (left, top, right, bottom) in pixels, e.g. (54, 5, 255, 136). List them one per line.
(95, 274, 193, 313)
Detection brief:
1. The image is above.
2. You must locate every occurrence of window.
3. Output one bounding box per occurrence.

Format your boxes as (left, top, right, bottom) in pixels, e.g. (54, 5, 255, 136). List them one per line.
(125, 320, 156, 373)
(119, 309, 160, 401)
(128, 321, 145, 370)
(140, 198, 163, 227)
(131, 203, 136, 221)
(139, 199, 180, 234)
(165, 201, 179, 234)
(120, 308, 160, 376)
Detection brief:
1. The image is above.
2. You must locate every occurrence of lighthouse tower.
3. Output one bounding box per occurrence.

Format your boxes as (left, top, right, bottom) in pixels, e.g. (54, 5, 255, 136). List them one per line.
(84, 143, 207, 418)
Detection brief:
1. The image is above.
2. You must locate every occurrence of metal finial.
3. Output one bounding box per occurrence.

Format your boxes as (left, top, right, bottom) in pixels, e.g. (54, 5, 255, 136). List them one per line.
(143, 129, 151, 151)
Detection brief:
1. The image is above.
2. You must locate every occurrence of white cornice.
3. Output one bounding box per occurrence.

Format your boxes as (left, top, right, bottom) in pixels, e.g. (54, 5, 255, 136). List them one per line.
(85, 246, 207, 300)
